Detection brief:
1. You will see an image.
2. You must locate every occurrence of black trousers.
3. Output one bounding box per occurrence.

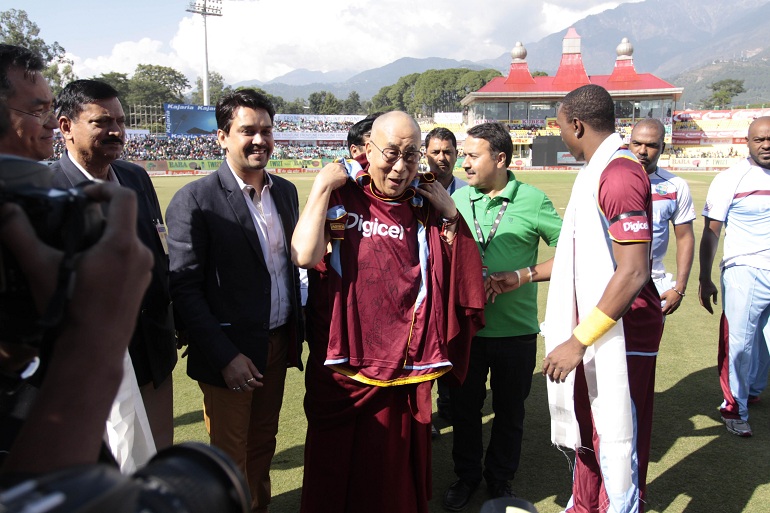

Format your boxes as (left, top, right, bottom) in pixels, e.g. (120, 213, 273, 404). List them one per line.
(450, 334, 537, 485)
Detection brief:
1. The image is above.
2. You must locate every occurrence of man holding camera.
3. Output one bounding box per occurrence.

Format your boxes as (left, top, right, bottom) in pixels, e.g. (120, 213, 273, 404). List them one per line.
(50, 79, 177, 452)
(0, 45, 156, 478)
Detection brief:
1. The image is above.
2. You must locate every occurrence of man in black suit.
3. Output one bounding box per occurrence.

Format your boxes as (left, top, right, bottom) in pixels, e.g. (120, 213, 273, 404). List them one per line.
(166, 89, 303, 513)
(50, 80, 177, 451)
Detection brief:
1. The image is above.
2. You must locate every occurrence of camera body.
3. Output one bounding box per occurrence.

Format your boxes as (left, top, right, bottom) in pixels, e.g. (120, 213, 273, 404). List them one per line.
(0, 155, 105, 348)
(0, 443, 251, 513)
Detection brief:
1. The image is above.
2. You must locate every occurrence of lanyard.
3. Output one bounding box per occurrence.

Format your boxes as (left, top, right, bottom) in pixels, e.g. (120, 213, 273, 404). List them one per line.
(471, 197, 509, 260)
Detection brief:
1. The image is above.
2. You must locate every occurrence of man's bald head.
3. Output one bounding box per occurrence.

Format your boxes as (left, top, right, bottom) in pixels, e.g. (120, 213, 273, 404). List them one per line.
(748, 116, 770, 138)
(370, 111, 421, 142)
(365, 111, 422, 198)
(632, 119, 665, 143)
(747, 116, 770, 170)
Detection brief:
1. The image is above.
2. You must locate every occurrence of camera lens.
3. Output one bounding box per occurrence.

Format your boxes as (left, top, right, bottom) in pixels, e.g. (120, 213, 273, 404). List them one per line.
(133, 443, 250, 513)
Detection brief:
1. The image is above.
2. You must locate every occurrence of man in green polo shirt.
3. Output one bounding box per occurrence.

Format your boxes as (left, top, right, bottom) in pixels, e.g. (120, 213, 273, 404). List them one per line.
(443, 122, 562, 511)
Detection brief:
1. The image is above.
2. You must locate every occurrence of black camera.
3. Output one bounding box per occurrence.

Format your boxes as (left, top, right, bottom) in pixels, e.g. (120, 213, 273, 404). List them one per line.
(0, 443, 251, 513)
(0, 155, 105, 347)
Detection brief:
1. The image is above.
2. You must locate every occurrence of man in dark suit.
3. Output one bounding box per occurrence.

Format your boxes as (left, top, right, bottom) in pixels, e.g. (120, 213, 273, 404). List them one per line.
(50, 80, 177, 451)
(166, 89, 303, 513)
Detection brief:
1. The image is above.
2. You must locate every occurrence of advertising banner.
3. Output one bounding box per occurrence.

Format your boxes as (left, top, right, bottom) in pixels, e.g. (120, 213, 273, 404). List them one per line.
(673, 108, 770, 122)
(275, 114, 363, 123)
(434, 112, 463, 124)
(268, 159, 324, 171)
(135, 160, 168, 175)
(273, 132, 347, 142)
(164, 104, 217, 137)
(167, 160, 221, 171)
(669, 158, 736, 169)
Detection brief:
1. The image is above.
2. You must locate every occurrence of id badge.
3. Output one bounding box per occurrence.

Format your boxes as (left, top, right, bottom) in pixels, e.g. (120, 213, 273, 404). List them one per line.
(155, 221, 169, 255)
(482, 265, 488, 280)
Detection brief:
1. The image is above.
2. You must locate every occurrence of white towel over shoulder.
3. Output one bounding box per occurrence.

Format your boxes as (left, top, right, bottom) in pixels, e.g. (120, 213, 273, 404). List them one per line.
(541, 133, 634, 497)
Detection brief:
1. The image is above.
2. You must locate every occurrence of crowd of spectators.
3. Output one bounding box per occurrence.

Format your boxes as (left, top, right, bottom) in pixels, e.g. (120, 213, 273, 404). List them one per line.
(272, 143, 348, 160)
(507, 122, 545, 131)
(123, 135, 223, 160)
(674, 120, 701, 130)
(45, 120, 750, 164)
(273, 118, 355, 132)
(49, 134, 223, 161)
(48, 134, 352, 162)
(670, 146, 747, 159)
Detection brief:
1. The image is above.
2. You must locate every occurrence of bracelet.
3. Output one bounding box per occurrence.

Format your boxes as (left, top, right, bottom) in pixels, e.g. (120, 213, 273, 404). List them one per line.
(527, 266, 533, 282)
(572, 307, 617, 347)
(671, 287, 685, 297)
(441, 210, 461, 225)
(514, 269, 521, 283)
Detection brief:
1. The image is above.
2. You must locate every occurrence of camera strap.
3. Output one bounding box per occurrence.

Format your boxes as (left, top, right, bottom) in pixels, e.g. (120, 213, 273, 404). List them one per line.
(38, 205, 88, 330)
(38, 251, 78, 329)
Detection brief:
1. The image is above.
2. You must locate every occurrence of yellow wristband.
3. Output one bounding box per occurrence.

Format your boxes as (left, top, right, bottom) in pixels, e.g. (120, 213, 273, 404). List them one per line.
(573, 307, 616, 347)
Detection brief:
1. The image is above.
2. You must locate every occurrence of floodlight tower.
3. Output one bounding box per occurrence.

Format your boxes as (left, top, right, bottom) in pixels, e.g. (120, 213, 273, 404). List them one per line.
(186, 0, 222, 106)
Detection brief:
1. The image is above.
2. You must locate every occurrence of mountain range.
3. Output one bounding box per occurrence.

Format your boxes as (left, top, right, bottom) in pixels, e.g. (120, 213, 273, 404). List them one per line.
(237, 0, 770, 106)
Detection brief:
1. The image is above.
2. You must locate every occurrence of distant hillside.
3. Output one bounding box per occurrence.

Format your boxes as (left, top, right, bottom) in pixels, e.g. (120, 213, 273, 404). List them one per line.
(344, 57, 488, 94)
(482, 0, 770, 78)
(259, 57, 492, 101)
(230, 0, 770, 103)
(266, 68, 358, 86)
(666, 48, 770, 108)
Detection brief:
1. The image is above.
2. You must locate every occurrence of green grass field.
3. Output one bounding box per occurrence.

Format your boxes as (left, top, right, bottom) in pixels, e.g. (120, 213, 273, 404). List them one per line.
(153, 170, 770, 513)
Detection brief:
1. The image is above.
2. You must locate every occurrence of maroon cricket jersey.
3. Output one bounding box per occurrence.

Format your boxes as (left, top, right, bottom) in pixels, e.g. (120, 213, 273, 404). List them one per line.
(598, 155, 663, 353)
(323, 179, 452, 385)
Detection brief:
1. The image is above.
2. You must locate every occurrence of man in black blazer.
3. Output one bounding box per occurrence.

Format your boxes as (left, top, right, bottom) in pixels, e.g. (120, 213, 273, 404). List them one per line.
(166, 89, 303, 513)
(50, 80, 177, 450)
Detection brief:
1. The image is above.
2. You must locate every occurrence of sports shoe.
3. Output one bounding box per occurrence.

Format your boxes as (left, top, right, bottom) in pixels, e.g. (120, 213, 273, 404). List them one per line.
(748, 395, 760, 405)
(721, 416, 752, 437)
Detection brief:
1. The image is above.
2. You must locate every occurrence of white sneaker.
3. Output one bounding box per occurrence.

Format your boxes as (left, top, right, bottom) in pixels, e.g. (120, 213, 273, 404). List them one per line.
(721, 416, 752, 437)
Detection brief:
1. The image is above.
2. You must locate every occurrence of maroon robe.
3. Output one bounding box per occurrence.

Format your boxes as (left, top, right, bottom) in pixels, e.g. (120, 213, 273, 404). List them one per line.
(300, 172, 485, 513)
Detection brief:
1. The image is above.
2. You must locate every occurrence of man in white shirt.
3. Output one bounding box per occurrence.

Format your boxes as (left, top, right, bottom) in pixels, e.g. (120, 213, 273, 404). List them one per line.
(699, 116, 770, 437)
(629, 119, 695, 315)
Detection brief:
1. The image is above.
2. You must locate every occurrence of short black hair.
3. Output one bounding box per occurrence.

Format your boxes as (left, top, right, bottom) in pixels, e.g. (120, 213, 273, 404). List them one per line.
(57, 79, 120, 120)
(216, 89, 275, 133)
(424, 127, 457, 150)
(347, 112, 384, 150)
(466, 122, 513, 167)
(559, 84, 615, 134)
(0, 44, 45, 101)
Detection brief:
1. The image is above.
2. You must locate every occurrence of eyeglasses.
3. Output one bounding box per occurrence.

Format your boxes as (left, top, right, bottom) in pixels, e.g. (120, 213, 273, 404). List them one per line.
(8, 107, 56, 125)
(369, 140, 423, 165)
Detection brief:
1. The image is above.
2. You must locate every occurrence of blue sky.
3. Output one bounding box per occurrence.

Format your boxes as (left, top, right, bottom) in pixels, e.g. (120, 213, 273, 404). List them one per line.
(14, 0, 642, 85)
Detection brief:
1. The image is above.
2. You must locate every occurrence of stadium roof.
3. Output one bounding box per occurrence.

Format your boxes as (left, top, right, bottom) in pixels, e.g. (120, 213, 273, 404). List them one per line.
(461, 29, 683, 105)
